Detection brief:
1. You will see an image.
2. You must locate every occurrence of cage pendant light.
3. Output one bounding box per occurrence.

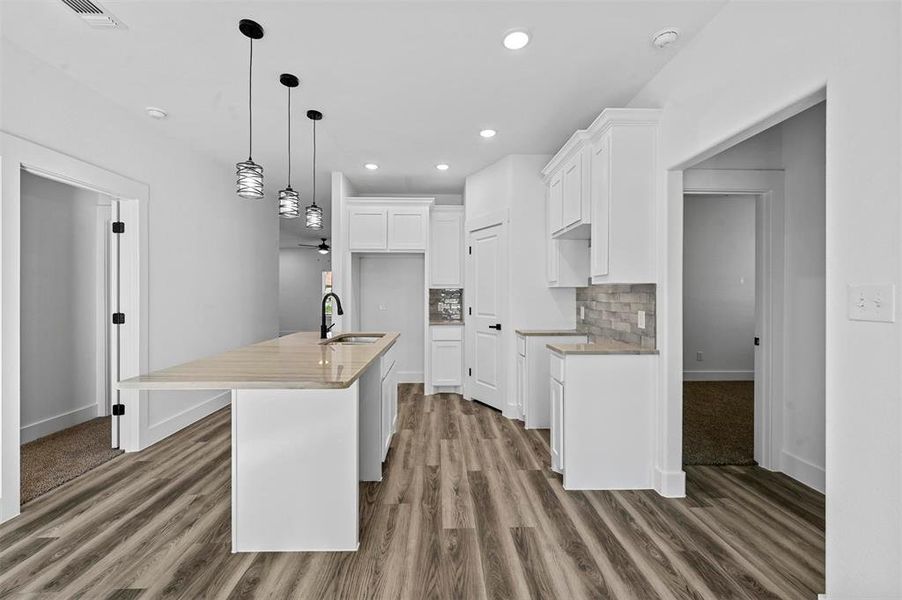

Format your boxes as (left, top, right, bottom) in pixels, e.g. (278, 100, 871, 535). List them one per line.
(305, 109, 324, 229)
(236, 19, 264, 199)
(278, 74, 300, 218)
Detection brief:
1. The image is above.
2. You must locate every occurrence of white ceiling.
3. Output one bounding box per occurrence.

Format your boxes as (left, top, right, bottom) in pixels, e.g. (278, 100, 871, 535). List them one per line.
(0, 0, 726, 244)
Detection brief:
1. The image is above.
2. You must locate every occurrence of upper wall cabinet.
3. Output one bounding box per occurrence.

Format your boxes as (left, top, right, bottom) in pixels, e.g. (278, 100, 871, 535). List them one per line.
(542, 108, 660, 286)
(429, 206, 464, 287)
(346, 198, 432, 253)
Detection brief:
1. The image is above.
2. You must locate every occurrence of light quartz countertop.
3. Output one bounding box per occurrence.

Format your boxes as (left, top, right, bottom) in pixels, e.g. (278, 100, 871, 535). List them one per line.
(546, 339, 658, 355)
(515, 329, 587, 337)
(118, 331, 400, 391)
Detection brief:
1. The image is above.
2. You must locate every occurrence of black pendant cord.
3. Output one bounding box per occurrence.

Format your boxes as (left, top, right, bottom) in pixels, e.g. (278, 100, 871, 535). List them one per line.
(286, 85, 291, 186)
(312, 117, 317, 206)
(248, 37, 253, 160)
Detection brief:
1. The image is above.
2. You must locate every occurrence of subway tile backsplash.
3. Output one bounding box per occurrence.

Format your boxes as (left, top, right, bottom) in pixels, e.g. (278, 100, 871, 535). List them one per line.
(429, 288, 463, 323)
(576, 283, 656, 349)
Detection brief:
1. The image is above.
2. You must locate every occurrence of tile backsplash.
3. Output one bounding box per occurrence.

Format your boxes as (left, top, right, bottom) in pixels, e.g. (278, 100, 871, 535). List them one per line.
(429, 288, 463, 323)
(576, 283, 656, 349)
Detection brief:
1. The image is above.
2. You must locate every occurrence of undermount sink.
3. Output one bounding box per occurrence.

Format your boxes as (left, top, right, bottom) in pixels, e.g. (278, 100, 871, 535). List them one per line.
(321, 334, 383, 346)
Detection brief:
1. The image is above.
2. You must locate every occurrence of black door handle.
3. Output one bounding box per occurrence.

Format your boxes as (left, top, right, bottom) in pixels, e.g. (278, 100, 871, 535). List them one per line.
(489, 323, 502, 331)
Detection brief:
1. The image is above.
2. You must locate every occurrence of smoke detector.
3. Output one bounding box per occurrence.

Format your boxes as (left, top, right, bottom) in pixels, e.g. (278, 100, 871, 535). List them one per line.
(60, 0, 126, 30)
(651, 28, 680, 49)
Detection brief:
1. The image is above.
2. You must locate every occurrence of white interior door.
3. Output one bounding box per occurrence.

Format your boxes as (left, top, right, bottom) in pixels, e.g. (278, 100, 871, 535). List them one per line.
(468, 223, 507, 411)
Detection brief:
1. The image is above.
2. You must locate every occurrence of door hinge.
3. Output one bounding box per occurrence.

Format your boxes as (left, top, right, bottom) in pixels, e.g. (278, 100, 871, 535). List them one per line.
(112, 404, 125, 416)
(468, 307, 472, 316)
(112, 221, 125, 234)
(112, 312, 125, 325)
(754, 337, 760, 346)
(468, 368, 472, 377)
(468, 246, 472, 255)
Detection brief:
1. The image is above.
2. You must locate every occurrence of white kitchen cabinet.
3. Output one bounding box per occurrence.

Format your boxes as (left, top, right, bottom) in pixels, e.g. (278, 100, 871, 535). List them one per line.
(388, 207, 428, 251)
(360, 342, 398, 481)
(348, 206, 388, 251)
(550, 350, 657, 490)
(380, 342, 397, 461)
(430, 326, 463, 387)
(541, 109, 660, 287)
(429, 207, 464, 287)
(516, 331, 587, 428)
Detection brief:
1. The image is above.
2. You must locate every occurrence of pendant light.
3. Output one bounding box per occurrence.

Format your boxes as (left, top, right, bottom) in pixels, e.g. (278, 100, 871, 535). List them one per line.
(236, 19, 264, 199)
(305, 109, 324, 229)
(278, 73, 300, 218)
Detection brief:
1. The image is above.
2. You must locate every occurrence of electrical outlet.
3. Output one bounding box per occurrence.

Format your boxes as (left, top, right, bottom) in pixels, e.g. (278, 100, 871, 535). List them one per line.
(637, 310, 646, 329)
(848, 284, 895, 322)
(696, 351, 703, 362)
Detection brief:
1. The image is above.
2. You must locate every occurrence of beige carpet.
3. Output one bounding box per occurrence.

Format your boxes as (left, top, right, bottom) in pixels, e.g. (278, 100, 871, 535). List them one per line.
(683, 380, 756, 466)
(20, 417, 124, 505)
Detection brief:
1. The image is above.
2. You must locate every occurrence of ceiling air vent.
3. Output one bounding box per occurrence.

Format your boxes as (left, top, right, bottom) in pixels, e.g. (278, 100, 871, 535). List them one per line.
(60, 0, 125, 29)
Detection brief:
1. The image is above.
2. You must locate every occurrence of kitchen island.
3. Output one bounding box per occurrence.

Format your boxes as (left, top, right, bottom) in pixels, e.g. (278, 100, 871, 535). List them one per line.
(119, 331, 399, 553)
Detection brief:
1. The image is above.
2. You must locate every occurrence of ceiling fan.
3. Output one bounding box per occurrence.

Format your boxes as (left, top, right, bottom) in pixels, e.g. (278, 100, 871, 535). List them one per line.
(298, 238, 330, 255)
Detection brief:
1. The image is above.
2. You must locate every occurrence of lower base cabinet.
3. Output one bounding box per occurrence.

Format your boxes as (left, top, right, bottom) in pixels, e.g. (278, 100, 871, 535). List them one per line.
(549, 350, 657, 489)
(429, 326, 463, 390)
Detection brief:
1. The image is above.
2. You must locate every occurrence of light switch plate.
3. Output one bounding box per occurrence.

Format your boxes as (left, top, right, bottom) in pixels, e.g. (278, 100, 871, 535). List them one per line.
(848, 283, 895, 322)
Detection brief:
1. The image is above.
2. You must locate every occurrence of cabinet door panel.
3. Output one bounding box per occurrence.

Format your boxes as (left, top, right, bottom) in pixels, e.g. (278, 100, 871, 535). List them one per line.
(517, 353, 527, 419)
(388, 208, 427, 250)
(430, 211, 463, 286)
(590, 135, 611, 277)
(548, 173, 563, 233)
(381, 372, 392, 460)
(562, 152, 583, 228)
(550, 378, 564, 473)
(431, 341, 462, 386)
(348, 208, 388, 251)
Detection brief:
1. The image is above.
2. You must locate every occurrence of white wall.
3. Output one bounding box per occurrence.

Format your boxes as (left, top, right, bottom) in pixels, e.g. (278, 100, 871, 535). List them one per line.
(279, 249, 331, 335)
(19, 172, 108, 442)
(2, 40, 277, 464)
(357, 254, 424, 381)
(682, 194, 756, 380)
(628, 2, 899, 596)
(464, 154, 576, 415)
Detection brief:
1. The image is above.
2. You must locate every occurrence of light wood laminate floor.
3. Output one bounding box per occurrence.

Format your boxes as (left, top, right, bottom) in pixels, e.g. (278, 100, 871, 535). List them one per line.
(0, 385, 825, 599)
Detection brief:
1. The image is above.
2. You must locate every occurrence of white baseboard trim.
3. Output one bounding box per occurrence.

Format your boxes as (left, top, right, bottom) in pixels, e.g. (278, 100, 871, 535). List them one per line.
(683, 370, 754, 381)
(20, 404, 98, 443)
(142, 391, 230, 449)
(396, 371, 424, 384)
(782, 450, 826, 493)
(654, 467, 686, 497)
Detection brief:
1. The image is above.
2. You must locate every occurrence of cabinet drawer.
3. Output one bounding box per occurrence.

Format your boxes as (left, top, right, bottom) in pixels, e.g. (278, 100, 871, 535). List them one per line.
(549, 352, 565, 383)
(517, 336, 527, 357)
(431, 326, 463, 341)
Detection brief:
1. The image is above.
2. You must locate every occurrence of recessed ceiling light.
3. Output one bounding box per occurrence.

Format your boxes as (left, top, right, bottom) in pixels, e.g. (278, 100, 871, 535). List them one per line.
(651, 28, 680, 49)
(364, 163, 379, 170)
(479, 129, 497, 138)
(145, 106, 168, 119)
(436, 163, 450, 171)
(503, 30, 530, 50)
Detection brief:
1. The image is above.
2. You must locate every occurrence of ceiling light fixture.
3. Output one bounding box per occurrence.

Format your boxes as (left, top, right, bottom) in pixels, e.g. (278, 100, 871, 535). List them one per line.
(145, 107, 167, 120)
(364, 163, 379, 170)
(651, 28, 680, 49)
(503, 30, 530, 50)
(278, 73, 300, 219)
(436, 163, 450, 171)
(317, 238, 330, 255)
(235, 19, 265, 199)
(305, 110, 324, 230)
(479, 129, 497, 138)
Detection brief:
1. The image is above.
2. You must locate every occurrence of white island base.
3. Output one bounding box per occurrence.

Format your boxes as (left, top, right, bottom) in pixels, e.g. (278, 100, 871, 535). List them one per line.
(231, 384, 361, 553)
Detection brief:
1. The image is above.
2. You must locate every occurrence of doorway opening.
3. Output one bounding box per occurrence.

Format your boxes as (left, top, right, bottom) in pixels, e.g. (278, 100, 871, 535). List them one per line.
(19, 170, 123, 506)
(680, 101, 826, 496)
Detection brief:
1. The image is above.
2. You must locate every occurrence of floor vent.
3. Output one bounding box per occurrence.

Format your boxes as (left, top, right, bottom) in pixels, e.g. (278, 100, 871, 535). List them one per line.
(60, 0, 125, 29)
